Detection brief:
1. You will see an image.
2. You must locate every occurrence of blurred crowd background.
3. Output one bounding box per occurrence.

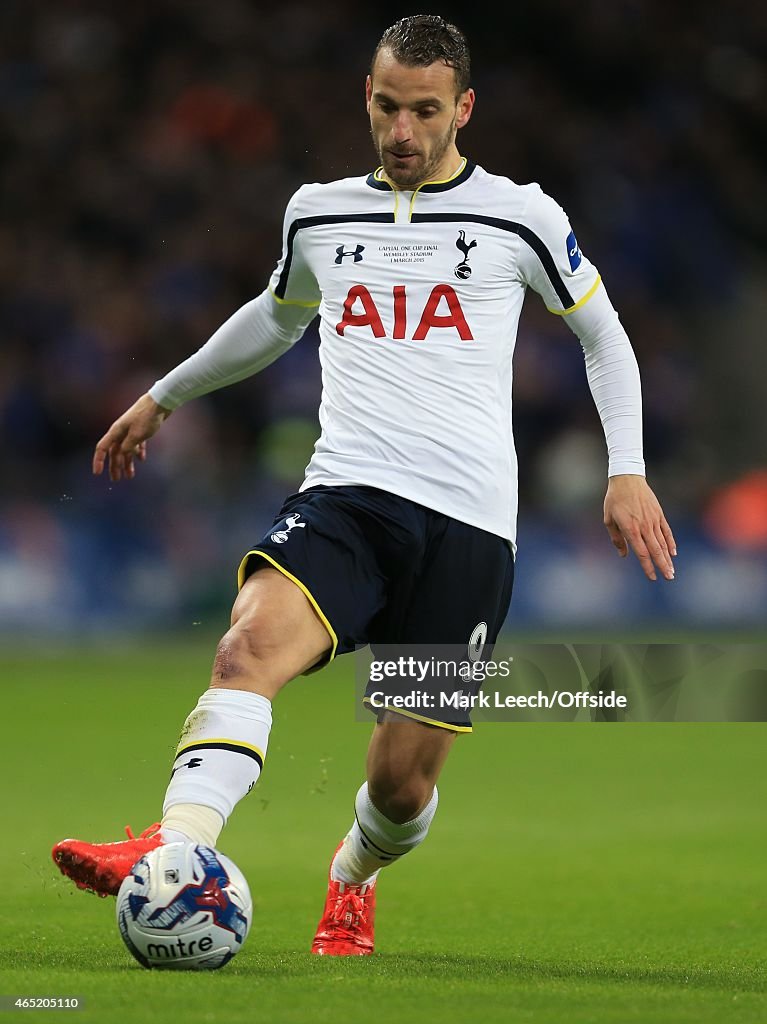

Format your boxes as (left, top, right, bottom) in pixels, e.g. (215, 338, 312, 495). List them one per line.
(1, 0, 766, 637)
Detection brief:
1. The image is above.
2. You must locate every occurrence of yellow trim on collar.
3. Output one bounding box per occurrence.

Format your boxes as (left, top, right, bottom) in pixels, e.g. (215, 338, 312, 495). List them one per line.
(374, 159, 469, 222)
(408, 158, 468, 221)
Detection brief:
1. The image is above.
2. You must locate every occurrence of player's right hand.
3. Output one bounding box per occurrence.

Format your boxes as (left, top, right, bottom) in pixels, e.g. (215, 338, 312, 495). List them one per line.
(93, 393, 172, 482)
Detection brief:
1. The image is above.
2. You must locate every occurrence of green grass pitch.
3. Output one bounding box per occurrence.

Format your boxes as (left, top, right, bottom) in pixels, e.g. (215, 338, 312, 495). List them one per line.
(0, 640, 765, 1023)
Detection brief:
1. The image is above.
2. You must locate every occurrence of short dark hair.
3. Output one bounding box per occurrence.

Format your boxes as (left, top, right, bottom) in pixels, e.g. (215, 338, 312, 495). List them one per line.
(372, 14, 471, 96)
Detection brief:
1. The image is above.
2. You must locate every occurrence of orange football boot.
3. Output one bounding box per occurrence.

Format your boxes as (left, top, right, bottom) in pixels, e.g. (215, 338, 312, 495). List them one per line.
(52, 823, 163, 897)
(311, 845, 376, 955)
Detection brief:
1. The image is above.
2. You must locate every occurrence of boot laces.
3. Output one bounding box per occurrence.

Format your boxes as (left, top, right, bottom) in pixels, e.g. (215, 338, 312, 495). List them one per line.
(329, 888, 368, 936)
(124, 822, 161, 841)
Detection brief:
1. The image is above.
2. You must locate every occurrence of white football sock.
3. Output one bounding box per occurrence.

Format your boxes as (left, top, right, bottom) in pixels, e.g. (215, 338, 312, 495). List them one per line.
(160, 805, 223, 847)
(331, 782, 439, 885)
(161, 688, 272, 843)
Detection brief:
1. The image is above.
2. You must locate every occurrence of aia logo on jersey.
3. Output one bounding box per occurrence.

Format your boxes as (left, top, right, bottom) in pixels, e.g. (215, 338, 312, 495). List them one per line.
(335, 244, 365, 264)
(336, 284, 473, 341)
(454, 230, 477, 279)
(566, 230, 582, 271)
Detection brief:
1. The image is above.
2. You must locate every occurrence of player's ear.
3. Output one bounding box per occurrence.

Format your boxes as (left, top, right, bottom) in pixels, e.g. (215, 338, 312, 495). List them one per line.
(365, 75, 373, 112)
(455, 88, 475, 130)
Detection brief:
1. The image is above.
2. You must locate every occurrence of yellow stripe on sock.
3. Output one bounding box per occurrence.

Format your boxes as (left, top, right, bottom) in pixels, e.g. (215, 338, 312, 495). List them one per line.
(175, 737, 266, 761)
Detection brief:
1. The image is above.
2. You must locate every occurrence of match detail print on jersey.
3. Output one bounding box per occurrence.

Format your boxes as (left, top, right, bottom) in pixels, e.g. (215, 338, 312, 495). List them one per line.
(275, 214, 395, 301)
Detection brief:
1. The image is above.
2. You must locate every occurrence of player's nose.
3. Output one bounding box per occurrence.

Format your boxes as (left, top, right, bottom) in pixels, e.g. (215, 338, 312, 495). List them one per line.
(391, 110, 413, 142)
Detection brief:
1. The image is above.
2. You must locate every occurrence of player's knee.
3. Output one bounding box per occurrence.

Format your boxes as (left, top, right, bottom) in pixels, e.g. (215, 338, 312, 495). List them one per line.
(368, 775, 431, 824)
(211, 620, 269, 684)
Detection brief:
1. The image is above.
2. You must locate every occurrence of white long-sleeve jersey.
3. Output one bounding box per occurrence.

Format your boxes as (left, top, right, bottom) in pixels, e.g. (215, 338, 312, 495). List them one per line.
(150, 160, 644, 546)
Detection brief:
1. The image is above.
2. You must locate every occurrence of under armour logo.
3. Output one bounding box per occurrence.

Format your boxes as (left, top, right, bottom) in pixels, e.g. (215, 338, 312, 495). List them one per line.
(271, 512, 307, 544)
(454, 230, 477, 279)
(170, 756, 203, 778)
(335, 244, 365, 264)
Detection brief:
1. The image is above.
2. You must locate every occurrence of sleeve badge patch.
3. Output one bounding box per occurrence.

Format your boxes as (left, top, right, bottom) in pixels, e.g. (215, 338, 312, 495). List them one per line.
(566, 230, 582, 271)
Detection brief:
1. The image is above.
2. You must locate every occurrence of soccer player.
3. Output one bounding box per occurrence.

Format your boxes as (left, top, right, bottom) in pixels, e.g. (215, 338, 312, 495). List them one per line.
(52, 14, 676, 955)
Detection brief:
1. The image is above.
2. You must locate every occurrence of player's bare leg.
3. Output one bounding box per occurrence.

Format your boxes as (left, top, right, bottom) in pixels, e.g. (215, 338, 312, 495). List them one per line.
(365, 713, 456, 822)
(312, 715, 456, 955)
(53, 567, 331, 895)
(209, 567, 331, 698)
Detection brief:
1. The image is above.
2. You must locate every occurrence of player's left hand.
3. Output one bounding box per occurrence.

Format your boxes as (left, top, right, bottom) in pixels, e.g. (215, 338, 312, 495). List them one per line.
(603, 474, 676, 581)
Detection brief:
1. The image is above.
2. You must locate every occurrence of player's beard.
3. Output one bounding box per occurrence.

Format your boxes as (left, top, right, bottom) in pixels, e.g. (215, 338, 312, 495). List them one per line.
(375, 117, 457, 189)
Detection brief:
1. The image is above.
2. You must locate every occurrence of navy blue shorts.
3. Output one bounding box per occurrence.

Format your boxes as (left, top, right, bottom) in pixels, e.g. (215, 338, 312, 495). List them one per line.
(238, 485, 514, 731)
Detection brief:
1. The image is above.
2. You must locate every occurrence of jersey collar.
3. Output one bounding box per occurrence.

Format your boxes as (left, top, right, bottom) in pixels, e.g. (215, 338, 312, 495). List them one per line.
(366, 159, 476, 193)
